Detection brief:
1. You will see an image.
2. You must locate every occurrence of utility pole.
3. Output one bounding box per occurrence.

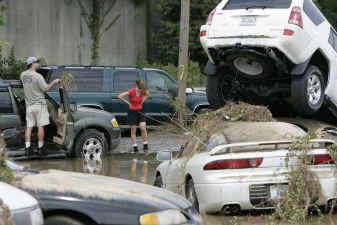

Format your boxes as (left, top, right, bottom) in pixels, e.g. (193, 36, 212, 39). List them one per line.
(177, 0, 190, 123)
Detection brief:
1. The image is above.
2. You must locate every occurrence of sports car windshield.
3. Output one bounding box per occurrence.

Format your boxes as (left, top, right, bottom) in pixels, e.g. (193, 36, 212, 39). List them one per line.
(223, 0, 292, 10)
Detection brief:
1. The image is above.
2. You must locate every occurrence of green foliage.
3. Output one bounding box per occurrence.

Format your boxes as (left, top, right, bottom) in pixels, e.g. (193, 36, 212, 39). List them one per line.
(315, 0, 337, 29)
(0, 0, 7, 26)
(272, 132, 323, 224)
(0, 46, 26, 80)
(151, 0, 219, 66)
(137, 60, 206, 87)
(76, 0, 120, 65)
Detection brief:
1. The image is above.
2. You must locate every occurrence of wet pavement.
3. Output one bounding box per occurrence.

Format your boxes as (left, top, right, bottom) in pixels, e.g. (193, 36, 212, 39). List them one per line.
(10, 130, 337, 225)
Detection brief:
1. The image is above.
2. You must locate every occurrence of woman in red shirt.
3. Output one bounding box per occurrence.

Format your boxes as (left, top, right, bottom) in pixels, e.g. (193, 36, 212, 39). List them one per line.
(119, 80, 150, 153)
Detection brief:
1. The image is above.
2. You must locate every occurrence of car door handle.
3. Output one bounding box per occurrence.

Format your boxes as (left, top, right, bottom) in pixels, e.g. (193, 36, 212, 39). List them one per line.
(112, 97, 119, 100)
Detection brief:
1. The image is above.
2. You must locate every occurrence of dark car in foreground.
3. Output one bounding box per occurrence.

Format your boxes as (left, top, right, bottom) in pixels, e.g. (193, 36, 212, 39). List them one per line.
(37, 66, 210, 126)
(0, 81, 120, 158)
(4, 159, 202, 225)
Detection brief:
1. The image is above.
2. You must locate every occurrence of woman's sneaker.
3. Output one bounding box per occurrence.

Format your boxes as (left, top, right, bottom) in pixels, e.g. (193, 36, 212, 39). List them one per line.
(143, 143, 149, 153)
(133, 145, 139, 153)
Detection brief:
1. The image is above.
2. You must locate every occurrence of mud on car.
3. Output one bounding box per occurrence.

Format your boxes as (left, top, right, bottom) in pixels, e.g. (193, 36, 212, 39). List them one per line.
(200, 0, 337, 116)
(0, 81, 121, 158)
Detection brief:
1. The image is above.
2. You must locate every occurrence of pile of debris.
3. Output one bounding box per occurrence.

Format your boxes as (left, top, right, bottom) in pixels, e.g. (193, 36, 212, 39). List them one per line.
(184, 102, 274, 157)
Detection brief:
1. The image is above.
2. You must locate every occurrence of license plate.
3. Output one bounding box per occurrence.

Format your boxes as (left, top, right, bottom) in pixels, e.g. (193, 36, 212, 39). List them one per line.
(240, 16, 257, 26)
(270, 185, 288, 200)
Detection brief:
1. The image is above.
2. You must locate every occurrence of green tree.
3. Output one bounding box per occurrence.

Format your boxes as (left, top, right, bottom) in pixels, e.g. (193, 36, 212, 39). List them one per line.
(151, 0, 219, 66)
(76, 0, 121, 65)
(315, 0, 337, 29)
(0, 0, 6, 26)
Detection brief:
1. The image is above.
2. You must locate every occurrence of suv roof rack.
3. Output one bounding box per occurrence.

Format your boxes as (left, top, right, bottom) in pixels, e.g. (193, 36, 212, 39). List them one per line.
(41, 65, 144, 69)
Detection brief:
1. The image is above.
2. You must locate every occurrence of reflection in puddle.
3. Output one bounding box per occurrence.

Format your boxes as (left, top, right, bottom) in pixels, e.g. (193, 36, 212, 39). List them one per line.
(22, 153, 160, 184)
(83, 158, 103, 174)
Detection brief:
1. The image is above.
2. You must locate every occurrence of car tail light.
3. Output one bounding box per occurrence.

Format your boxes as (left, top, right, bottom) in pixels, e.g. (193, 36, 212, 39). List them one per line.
(288, 6, 303, 28)
(200, 31, 207, 37)
(307, 154, 333, 165)
(207, 9, 216, 25)
(283, 29, 294, 36)
(204, 158, 263, 170)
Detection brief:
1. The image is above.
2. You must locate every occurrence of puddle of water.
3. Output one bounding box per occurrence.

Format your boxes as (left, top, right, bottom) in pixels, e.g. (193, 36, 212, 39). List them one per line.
(22, 153, 161, 184)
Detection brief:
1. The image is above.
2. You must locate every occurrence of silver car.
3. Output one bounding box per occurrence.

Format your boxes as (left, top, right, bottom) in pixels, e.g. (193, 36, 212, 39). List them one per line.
(0, 182, 43, 225)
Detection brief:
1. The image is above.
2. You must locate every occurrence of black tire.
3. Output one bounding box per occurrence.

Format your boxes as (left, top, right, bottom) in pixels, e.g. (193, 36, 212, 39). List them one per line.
(154, 174, 163, 188)
(206, 75, 225, 109)
(291, 65, 325, 115)
(226, 51, 273, 79)
(186, 179, 199, 212)
(74, 129, 108, 158)
(45, 216, 85, 225)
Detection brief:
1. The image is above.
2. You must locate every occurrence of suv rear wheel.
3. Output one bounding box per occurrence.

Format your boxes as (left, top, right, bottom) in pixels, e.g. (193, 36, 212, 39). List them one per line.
(74, 129, 108, 158)
(291, 65, 325, 115)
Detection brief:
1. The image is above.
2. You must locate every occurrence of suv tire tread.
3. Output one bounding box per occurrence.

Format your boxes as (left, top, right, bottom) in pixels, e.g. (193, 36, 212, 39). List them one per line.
(291, 65, 325, 115)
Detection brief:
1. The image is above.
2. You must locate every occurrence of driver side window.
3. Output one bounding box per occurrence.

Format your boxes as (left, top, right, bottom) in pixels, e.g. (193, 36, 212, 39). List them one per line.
(146, 71, 175, 93)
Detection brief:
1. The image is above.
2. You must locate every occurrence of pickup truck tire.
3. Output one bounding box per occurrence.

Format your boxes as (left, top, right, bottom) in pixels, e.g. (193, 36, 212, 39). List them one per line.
(45, 216, 85, 225)
(206, 75, 225, 109)
(74, 129, 108, 158)
(291, 65, 325, 115)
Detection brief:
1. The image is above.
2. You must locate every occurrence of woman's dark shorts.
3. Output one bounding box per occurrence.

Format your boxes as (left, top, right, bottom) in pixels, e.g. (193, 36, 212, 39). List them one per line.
(128, 110, 146, 125)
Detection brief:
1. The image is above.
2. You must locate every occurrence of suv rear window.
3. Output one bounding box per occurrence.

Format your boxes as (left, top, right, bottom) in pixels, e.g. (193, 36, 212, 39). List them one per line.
(50, 69, 104, 92)
(0, 89, 13, 113)
(303, 0, 325, 26)
(113, 71, 140, 93)
(329, 28, 337, 52)
(223, 0, 292, 10)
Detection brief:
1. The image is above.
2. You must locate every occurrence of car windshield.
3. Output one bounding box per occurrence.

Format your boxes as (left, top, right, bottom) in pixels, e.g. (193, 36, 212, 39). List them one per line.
(223, 0, 292, 10)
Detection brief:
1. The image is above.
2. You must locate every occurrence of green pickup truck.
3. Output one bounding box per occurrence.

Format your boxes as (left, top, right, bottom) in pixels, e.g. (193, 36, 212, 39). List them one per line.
(0, 81, 121, 158)
(38, 66, 210, 126)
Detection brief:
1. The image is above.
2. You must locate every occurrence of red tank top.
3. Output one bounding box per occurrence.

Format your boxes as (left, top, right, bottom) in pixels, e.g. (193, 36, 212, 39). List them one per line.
(128, 88, 146, 110)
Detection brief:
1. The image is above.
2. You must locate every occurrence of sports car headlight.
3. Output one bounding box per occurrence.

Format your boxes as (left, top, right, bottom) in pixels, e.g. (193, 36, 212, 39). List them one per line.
(30, 207, 43, 225)
(140, 209, 188, 225)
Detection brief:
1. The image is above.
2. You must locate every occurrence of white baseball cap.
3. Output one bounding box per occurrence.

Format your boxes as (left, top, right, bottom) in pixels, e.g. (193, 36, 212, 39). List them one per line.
(26, 57, 40, 66)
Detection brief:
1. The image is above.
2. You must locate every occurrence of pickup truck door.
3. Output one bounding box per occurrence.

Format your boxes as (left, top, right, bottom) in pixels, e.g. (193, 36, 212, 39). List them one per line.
(50, 87, 75, 150)
(0, 87, 24, 148)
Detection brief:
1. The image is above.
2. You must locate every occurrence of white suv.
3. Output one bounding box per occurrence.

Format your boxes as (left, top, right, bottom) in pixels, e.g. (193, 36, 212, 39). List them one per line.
(200, 0, 337, 116)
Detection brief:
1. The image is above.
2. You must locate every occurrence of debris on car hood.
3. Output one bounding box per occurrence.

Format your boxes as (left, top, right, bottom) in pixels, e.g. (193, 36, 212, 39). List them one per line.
(184, 102, 275, 156)
(19, 170, 191, 210)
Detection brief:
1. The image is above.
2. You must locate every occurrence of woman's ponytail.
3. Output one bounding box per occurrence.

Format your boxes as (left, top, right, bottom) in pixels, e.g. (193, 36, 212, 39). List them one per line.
(136, 79, 146, 92)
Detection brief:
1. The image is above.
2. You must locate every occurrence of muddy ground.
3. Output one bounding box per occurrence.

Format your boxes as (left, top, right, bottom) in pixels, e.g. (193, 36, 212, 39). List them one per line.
(11, 130, 337, 225)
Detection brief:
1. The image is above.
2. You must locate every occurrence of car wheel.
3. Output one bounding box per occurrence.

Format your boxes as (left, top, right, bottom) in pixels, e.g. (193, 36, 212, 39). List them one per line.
(291, 65, 325, 115)
(186, 179, 199, 212)
(154, 174, 163, 188)
(45, 216, 86, 225)
(226, 51, 273, 79)
(74, 129, 108, 159)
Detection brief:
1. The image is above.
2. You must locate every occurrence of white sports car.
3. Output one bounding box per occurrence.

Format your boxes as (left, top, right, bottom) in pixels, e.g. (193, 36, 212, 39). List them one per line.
(154, 122, 337, 214)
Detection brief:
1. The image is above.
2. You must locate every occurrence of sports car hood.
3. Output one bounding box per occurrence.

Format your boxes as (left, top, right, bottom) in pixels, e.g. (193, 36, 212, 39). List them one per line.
(19, 170, 191, 211)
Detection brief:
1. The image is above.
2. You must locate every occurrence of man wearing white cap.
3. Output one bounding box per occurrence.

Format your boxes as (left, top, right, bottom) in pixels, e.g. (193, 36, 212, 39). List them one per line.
(20, 57, 60, 158)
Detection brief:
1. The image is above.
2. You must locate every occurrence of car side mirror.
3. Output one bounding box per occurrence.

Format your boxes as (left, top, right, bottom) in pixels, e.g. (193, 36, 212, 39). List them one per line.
(156, 151, 172, 161)
(185, 88, 193, 94)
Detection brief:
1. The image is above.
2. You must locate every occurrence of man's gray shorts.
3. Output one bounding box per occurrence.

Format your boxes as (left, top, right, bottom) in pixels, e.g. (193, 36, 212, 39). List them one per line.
(26, 104, 50, 128)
